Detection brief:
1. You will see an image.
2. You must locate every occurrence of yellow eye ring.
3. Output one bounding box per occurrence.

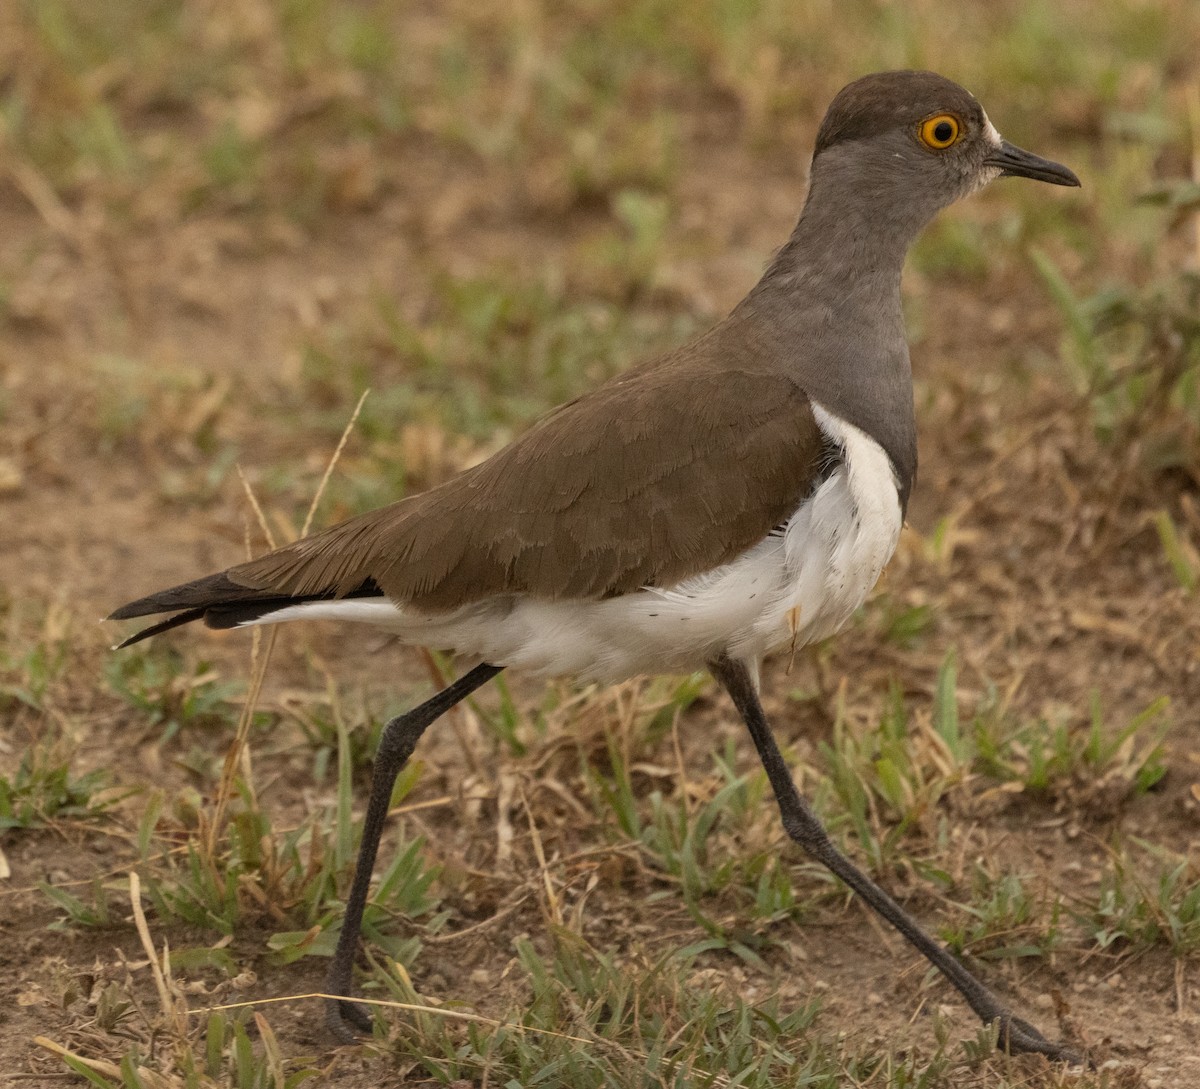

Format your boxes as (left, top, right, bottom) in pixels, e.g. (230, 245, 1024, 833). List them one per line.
(919, 114, 961, 150)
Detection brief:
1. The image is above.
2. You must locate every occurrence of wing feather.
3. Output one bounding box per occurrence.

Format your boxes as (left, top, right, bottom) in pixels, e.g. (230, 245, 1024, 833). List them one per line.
(224, 337, 828, 609)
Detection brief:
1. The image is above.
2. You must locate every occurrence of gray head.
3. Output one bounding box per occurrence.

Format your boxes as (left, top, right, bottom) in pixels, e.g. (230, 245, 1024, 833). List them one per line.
(807, 71, 1079, 237)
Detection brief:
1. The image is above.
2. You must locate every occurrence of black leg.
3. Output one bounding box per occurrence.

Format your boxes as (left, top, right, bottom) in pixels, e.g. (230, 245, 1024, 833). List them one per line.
(709, 655, 1081, 1063)
(325, 662, 503, 1041)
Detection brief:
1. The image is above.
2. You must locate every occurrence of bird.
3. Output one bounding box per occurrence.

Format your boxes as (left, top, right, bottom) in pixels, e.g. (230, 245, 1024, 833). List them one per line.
(110, 71, 1082, 1059)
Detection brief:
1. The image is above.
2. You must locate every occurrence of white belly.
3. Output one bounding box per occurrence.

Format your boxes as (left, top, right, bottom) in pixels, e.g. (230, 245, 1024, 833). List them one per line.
(257, 407, 903, 683)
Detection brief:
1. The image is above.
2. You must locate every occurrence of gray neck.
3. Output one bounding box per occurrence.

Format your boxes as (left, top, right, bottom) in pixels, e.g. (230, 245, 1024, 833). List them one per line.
(733, 147, 929, 511)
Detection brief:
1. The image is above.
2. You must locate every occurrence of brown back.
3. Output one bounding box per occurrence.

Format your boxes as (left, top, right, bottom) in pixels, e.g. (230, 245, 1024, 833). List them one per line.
(226, 326, 828, 610)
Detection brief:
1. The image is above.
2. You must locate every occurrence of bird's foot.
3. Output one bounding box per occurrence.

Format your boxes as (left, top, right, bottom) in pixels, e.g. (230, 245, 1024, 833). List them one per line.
(325, 994, 374, 1043)
(993, 1014, 1083, 1064)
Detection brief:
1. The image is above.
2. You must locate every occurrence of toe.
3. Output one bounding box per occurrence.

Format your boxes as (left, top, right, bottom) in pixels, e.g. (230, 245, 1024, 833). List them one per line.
(325, 996, 374, 1041)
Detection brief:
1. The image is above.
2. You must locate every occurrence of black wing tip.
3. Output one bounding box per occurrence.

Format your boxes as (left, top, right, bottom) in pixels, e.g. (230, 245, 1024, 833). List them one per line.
(108, 574, 388, 647)
(109, 601, 283, 649)
(108, 600, 156, 622)
(111, 607, 209, 649)
(108, 571, 254, 621)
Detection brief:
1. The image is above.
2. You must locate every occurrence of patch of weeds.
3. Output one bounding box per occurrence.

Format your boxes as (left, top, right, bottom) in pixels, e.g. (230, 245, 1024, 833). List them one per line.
(576, 188, 674, 296)
(381, 927, 873, 1088)
(875, 596, 938, 650)
(88, 354, 232, 456)
(560, 111, 681, 208)
(814, 653, 1168, 872)
(402, 267, 683, 418)
(824, 651, 1170, 818)
(643, 762, 763, 932)
(9, 0, 413, 223)
(137, 713, 441, 974)
(941, 869, 1064, 963)
(1153, 509, 1199, 593)
(267, 826, 440, 972)
(369, 928, 995, 1086)
(193, 119, 264, 211)
(0, 628, 70, 714)
(0, 610, 112, 830)
(292, 267, 696, 458)
(424, 9, 685, 192)
(1083, 844, 1200, 957)
(46, 1007, 324, 1088)
(1033, 252, 1200, 485)
(971, 691, 1169, 804)
(285, 687, 380, 785)
(0, 742, 110, 831)
(136, 779, 321, 937)
(640, 672, 708, 744)
(587, 724, 797, 957)
(192, 1010, 323, 1089)
(466, 668, 535, 757)
(65, 102, 141, 186)
(819, 652, 971, 873)
(104, 646, 250, 744)
(40, 876, 115, 930)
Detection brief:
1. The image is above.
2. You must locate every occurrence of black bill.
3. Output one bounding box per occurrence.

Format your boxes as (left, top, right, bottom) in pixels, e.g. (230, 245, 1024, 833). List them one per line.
(985, 140, 1080, 187)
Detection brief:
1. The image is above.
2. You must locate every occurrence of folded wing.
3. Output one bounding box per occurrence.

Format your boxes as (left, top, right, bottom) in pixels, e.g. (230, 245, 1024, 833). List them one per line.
(110, 338, 829, 643)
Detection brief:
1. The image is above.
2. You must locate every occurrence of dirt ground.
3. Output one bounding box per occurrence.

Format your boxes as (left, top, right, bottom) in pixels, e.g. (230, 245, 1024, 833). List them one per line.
(2, 4, 1200, 1087)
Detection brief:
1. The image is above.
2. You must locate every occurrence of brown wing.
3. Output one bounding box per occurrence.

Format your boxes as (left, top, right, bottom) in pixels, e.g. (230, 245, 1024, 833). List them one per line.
(225, 335, 827, 610)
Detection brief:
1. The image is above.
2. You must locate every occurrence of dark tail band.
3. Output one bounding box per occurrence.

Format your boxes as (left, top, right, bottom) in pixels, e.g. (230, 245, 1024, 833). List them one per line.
(109, 572, 385, 647)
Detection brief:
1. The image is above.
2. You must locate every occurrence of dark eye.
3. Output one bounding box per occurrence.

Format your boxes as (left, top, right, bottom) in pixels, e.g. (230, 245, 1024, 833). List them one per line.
(919, 114, 961, 150)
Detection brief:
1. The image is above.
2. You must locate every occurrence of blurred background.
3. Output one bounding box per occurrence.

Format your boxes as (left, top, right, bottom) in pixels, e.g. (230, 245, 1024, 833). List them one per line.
(1, 2, 1198, 1085)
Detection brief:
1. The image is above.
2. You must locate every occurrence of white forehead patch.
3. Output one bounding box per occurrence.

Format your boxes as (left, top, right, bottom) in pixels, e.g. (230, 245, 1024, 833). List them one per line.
(965, 113, 1005, 194)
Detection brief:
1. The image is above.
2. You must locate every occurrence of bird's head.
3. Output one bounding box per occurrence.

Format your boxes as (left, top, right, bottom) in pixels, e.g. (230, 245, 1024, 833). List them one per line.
(808, 71, 1079, 232)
